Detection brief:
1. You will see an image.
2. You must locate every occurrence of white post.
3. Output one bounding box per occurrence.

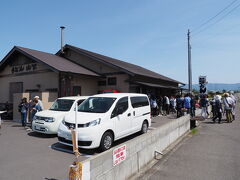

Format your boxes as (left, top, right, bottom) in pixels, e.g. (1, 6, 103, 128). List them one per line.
(0, 111, 6, 129)
(0, 113, 2, 128)
(75, 102, 78, 148)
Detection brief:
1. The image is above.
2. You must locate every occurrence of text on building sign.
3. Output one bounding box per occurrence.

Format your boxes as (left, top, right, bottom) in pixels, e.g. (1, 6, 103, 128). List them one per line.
(11, 64, 37, 74)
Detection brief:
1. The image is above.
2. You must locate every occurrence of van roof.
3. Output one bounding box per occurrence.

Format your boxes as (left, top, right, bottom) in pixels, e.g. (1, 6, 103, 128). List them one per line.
(92, 93, 148, 98)
(58, 96, 89, 100)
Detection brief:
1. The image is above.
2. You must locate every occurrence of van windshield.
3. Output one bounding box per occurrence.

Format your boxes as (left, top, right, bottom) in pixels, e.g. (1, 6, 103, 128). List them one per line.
(78, 97, 116, 113)
(49, 99, 75, 111)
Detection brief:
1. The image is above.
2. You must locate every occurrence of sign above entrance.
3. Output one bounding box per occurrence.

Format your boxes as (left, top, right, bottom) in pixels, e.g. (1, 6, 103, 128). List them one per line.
(11, 63, 37, 74)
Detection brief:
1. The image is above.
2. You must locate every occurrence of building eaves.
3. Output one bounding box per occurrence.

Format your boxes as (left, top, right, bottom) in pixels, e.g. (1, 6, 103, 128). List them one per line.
(0, 46, 100, 77)
(63, 44, 184, 84)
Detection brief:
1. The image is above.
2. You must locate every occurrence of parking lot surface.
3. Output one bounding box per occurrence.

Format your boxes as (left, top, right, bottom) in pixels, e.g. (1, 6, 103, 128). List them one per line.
(0, 114, 177, 180)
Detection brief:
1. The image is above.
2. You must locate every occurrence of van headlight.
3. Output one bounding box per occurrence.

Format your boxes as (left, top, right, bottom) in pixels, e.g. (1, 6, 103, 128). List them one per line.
(33, 116, 37, 121)
(84, 118, 101, 127)
(62, 119, 66, 125)
(44, 117, 55, 122)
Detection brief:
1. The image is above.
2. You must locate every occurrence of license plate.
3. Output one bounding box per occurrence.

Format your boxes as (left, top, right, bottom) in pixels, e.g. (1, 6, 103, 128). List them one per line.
(65, 134, 72, 140)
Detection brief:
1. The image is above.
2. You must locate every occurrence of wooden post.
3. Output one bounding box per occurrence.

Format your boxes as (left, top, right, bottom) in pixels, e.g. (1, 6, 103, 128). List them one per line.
(69, 103, 82, 180)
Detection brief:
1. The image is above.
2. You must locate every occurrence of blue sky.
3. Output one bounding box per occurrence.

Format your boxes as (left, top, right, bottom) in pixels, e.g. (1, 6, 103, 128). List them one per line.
(1, 0, 239, 84)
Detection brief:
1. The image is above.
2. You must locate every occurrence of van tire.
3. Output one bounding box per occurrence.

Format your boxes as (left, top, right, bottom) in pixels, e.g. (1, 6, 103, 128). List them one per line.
(141, 121, 148, 134)
(100, 132, 113, 152)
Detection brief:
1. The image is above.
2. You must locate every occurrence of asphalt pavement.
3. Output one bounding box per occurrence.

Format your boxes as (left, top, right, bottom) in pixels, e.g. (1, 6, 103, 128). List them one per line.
(138, 103, 240, 180)
(0, 112, 176, 180)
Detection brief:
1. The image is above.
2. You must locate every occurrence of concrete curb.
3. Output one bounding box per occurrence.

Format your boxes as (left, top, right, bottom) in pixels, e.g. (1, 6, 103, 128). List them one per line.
(81, 110, 201, 180)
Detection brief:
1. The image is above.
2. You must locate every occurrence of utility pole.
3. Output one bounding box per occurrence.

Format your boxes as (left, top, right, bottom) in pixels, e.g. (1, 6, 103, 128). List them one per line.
(60, 26, 65, 54)
(187, 29, 192, 94)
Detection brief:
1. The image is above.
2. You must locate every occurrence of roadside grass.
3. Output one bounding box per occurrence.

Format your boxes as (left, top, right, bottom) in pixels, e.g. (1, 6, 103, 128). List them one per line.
(191, 128, 198, 135)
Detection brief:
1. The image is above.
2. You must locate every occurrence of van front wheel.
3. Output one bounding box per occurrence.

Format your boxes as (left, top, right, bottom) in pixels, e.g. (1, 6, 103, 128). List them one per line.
(100, 132, 113, 152)
(141, 121, 148, 134)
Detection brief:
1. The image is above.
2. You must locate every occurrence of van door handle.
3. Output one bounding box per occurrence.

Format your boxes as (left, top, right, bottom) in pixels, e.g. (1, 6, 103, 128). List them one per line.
(133, 111, 135, 116)
(127, 113, 131, 117)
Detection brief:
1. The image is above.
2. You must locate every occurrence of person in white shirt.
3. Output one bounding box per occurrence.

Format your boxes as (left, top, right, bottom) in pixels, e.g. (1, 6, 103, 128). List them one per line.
(163, 96, 170, 115)
(222, 93, 235, 122)
(169, 96, 176, 113)
(229, 91, 236, 120)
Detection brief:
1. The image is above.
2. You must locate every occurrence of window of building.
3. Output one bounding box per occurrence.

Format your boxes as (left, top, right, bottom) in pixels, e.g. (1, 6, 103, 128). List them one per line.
(73, 86, 81, 96)
(108, 77, 117, 85)
(130, 96, 149, 108)
(98, 80, 106, 86)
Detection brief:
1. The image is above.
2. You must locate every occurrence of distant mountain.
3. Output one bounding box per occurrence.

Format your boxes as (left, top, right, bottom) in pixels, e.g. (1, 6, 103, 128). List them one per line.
(184, 83, 240, 91)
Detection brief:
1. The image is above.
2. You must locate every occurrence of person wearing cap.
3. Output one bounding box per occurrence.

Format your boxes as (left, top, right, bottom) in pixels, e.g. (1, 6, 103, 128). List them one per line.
(31, 99, 42, 120)
(34, 96, 44, 110)
(212, 94, 223, 124)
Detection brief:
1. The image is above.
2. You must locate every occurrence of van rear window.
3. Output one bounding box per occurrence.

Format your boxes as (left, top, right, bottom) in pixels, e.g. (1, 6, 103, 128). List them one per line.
(130, 96, 149, 108)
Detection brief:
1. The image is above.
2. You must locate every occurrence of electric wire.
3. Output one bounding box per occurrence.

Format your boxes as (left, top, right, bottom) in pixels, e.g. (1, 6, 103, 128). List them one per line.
(191, 0, 239, 33)
(192, 2, 240, 37)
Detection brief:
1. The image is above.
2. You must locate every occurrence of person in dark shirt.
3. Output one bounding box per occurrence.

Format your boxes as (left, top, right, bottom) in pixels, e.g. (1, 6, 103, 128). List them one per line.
(157, 96, 164, 116)
(31, 99, 42, 120)
(200, 95, 208, 119)
(176, 95, 184, 118)
(18, 98, 29, 127)
(212, 97, 222, 123)
(190, 94, 196, 117)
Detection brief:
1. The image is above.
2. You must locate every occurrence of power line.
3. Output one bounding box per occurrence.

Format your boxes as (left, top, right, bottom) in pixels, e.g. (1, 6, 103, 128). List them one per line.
(192, 2, 240, 36)
(191, 0, 239, 33)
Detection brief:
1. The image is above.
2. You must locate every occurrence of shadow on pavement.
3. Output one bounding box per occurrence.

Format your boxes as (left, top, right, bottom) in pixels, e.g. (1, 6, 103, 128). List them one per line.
(11, 125, 23, 127)
(27, 131, 57, 138)
(44, 178, 59, 180)
(203, 119, 230, 124)
(114, 131, 141, 146)
(51, 142, 99, 155)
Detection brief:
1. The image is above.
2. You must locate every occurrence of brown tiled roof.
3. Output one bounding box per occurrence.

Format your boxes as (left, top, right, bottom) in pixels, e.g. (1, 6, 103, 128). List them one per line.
(15, 46, 99, 76)
(65, 44, 183, 84)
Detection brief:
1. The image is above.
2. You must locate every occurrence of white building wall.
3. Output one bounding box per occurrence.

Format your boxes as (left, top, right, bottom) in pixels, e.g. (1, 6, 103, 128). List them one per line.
(0, 71, 58, 103)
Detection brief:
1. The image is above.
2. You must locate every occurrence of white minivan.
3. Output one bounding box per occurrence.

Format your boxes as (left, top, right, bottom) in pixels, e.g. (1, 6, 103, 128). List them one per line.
(58, 93, 151, 151)
(32, 96, 88, 134)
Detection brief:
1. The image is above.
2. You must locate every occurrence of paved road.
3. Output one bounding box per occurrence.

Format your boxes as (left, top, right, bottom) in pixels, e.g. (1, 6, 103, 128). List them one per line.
(0, 112, 177, 180)
(139, 104, 240, 180)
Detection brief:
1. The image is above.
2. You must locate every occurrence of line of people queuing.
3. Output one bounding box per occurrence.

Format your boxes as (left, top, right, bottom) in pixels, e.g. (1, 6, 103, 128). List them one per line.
(149, 91, 237, 123)
(149, 93, 198, 118)
(208, 91, 236, 123)
(18, 96, 44, 127)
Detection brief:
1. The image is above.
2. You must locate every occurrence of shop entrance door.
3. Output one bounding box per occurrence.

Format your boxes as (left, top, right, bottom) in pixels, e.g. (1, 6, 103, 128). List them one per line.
(9, 82, 23, 102)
